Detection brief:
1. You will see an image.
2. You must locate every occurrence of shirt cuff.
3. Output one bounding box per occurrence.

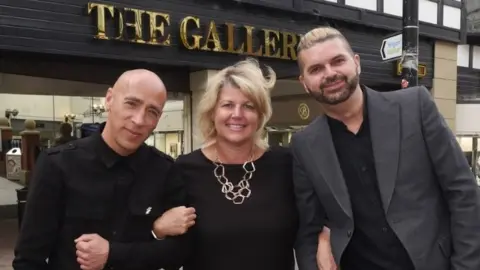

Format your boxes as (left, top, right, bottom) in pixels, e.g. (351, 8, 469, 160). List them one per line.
(151, 230, 165, 240)
(107, 242, 129, 266)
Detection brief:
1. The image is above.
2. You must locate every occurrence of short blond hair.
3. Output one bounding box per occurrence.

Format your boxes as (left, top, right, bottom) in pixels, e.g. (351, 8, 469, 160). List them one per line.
(196, 58, 276, 149)
(297, 26, 352, 52)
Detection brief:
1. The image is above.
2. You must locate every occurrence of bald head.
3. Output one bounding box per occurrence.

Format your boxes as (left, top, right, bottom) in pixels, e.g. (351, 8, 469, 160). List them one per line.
(112, 69, 166, 96)
(102, 69, 168, 156)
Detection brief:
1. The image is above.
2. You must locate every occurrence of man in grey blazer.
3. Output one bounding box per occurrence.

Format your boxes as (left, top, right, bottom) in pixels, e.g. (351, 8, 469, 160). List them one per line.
(291, 26, 480, 270)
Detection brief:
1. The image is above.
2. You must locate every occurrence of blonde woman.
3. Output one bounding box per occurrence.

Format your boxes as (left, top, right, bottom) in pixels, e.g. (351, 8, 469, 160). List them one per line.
(167, 58, 298, 270)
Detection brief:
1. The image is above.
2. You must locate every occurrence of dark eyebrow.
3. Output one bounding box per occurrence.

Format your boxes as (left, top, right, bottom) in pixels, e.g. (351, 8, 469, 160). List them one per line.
(331, 54, 346, 61)
(219, 99, 253, 105)
(307, 54, 346, 71)
(124, 96, 142, 103)
(125, 96, 162, 114)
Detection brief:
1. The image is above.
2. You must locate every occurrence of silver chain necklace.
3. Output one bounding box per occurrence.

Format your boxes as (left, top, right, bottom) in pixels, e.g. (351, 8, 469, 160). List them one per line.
(213, 149, 256, 205)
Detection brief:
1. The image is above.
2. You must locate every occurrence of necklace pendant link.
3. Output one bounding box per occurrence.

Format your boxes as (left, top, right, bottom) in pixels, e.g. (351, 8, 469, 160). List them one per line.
(232, 196, 245, 204)
(213, 149, 256, 205)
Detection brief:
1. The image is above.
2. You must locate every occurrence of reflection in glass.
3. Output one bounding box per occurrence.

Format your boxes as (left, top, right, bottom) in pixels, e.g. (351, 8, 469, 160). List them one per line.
(457, 136, 480, 185)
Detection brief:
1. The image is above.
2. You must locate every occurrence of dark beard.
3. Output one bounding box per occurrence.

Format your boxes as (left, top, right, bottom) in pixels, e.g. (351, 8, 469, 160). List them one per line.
(306, 72, 359, 105)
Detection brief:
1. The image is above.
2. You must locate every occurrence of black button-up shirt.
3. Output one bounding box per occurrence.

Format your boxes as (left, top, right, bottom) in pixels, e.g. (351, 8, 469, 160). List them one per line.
(13, 123, 190, 270)
(327, 90, 414, 270)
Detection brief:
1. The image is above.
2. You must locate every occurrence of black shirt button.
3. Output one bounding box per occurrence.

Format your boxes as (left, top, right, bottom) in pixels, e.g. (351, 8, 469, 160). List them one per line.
(361, 166, 367, 172)
(382, 227, 388, 232)
(347, 230, 352, 237)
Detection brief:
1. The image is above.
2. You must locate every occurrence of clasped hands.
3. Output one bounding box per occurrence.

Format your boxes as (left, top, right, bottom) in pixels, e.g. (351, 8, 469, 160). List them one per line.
(74, 206, 196, 270)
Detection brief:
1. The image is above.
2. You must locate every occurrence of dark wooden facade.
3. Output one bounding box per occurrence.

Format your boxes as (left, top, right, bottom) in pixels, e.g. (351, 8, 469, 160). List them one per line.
(0, 0, 447, 92)
(233, 0, 464, 43)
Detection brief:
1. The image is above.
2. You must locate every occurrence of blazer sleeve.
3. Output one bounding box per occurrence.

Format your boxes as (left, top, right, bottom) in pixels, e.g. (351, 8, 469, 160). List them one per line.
(291, 135, 327, 270)
(107, 162, 192, 270)
(12, 151, 64, 270)
(418, 86, 480, 269)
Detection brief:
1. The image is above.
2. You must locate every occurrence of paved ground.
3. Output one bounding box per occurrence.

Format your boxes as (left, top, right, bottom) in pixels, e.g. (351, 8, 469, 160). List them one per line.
(0, 176, 22, 206)
(0, 176, 23, 220)
(0, 176, 22, 269)
(0, 177, 23, 220)
(0, 219, 17, 270)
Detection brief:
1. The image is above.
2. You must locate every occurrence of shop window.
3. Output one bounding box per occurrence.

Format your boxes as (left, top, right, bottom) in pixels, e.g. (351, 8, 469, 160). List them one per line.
(457, 136, 480, 185)
(457, 44, 470, 67)
(0, 73, 190, 159)
(472, 46, 480, 69)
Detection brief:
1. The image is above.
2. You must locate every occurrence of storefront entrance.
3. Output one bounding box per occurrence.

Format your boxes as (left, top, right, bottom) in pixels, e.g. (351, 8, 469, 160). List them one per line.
(266, 126, 306, 147)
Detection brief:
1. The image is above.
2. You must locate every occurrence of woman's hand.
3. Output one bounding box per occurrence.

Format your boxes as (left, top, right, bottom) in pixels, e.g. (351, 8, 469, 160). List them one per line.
(152, 206, 196, 239)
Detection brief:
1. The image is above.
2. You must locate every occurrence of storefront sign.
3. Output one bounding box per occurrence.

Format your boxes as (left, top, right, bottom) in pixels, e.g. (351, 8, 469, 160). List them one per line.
(396, 61, 427, 78)
(297, 103, 310, 120)
(86, 2, 300, 61)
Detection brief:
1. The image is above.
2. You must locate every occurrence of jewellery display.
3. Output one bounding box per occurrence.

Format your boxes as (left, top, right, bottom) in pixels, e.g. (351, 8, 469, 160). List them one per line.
(213, 149, 256, 205)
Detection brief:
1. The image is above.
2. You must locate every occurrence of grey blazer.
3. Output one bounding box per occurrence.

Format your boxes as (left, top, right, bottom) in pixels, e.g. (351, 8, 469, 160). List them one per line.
(291, 86, 480, 270)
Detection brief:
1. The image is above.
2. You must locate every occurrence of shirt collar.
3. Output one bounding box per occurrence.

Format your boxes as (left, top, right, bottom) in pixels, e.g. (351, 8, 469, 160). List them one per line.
(92, 122, 149, 171)
(326, 85, 369, 128)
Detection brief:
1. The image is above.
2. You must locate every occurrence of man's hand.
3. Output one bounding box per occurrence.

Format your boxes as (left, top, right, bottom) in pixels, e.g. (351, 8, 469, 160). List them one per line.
(75, 234, 109, 270)
(153, 206, 196, 238)
(317, 227, 337, 270)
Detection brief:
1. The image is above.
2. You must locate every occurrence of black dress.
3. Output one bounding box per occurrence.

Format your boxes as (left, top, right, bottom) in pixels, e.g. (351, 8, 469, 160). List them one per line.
(176, 146, 299, 270)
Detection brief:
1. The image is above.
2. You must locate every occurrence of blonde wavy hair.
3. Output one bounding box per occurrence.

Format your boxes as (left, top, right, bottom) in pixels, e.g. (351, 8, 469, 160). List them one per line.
(196, 58, 276, 150)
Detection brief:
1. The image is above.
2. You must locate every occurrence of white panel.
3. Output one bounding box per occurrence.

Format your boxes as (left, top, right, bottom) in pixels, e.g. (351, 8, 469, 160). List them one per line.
(472, 46, 480, 69)
(384, 0, 402, 16)
(324, 0, 337, 2)
(155, 100, 184, 132)
(457, 137, 474, 152)
(345, 0, 376, 11)
(456, 104, 480, 135)
(419, 0, 438, 24)
(443, 5, 461, 29)
(457, 45, 470, 67)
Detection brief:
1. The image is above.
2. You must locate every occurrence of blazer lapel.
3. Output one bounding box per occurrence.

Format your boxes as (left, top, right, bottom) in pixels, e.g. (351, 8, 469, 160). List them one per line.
(366, 88, 400, 214)
(306, 117, 353, 219)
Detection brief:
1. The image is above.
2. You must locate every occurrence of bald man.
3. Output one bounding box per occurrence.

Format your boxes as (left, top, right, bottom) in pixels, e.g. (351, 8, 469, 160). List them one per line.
(13, 69, 195, 270)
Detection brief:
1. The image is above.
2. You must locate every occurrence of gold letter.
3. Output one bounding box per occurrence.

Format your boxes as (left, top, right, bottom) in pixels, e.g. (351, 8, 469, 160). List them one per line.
(263, 29, 281, 58)
(87, 2, 115, 39)
(145, 11, 171, 46)
(225, 23, 244, 54)
(200, 21, 224, 52)
(244, 26, 262, 56)
(114, 9, 124, 40)
(124, 7, 145, 43)
(281, 32, 299, 60)
(180, 16, 202, 50)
